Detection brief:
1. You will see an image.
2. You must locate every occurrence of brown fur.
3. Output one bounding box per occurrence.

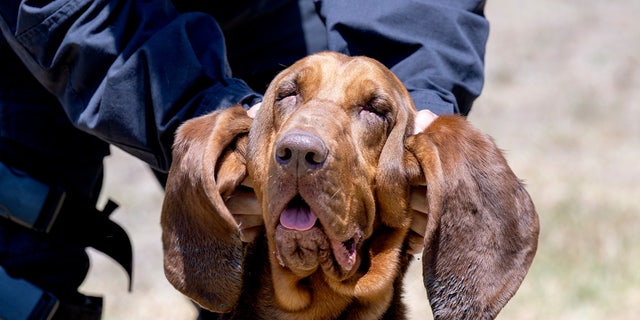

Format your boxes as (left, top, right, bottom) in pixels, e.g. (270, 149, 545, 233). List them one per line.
(161, 52, 539, 319)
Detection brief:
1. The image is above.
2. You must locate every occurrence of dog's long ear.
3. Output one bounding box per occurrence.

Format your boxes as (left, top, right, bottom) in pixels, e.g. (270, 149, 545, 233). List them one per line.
(161, 105, 252, 312)
(405, 115, 539, 319)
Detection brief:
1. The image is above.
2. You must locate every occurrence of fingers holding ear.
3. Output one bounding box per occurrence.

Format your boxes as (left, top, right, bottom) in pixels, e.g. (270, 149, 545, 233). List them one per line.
(409, 186, 428, 236)
(226, 176, 264, 243)
(407, 186, 428, 255)
(407, 108, 438, 255)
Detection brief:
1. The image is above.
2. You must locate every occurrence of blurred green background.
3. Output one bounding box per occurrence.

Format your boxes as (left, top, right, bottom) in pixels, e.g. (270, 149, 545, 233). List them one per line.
(80, 1, 640, 319)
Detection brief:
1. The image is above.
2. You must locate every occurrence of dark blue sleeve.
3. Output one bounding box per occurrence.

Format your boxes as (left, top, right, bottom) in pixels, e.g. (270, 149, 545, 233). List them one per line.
(315, 0, 489, 115)
(0, 0, 261, 171)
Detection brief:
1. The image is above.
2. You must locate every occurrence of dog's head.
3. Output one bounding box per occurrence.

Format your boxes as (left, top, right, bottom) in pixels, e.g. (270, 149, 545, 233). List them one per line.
(161, 52, 539, 319)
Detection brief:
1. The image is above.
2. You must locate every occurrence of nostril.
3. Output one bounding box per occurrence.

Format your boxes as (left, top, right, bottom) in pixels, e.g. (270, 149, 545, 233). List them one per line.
(305, 152, 323, 166)
(276, 147, 293, 164)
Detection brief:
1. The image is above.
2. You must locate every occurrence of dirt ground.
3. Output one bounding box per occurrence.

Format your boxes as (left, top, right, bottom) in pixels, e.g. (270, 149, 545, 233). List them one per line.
(79, 1, 640, 319)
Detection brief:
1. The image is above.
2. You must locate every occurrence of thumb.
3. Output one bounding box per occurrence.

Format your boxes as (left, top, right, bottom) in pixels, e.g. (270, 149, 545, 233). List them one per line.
(413, 109, 438, 135)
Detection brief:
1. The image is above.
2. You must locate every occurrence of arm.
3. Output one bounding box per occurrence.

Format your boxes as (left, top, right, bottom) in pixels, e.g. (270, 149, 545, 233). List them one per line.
(0, 0, 261, 171)
(315, 0, 489, 115)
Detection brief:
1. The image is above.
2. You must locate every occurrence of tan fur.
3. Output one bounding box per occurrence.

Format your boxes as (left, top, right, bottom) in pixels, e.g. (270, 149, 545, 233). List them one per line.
(161, 52, 539, 319)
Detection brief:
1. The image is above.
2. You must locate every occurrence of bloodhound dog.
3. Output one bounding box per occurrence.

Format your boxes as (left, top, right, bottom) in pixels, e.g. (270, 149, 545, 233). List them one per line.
(161, 52, 539, 319)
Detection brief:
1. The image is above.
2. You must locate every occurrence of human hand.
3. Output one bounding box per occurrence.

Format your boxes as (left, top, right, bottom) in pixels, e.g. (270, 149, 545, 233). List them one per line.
(413, 109, 438, 135)
(247, 102, 262, 118)
(225, 177, 263, 243)
(224, 102, 264, 243)
(407, 109, 438, 254)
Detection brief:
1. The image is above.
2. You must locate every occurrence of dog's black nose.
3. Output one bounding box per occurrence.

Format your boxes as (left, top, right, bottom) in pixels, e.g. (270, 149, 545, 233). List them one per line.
(275, 131, 328, 174)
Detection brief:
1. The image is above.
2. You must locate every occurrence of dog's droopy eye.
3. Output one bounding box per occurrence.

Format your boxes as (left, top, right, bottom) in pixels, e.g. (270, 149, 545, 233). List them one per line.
(276, 81, 298, 101)
(361, 103, 380, 116)
(360, 96, 390, 120)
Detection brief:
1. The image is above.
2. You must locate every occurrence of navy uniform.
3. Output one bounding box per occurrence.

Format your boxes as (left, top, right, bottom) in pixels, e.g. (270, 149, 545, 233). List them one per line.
(0, 0, 488, 318)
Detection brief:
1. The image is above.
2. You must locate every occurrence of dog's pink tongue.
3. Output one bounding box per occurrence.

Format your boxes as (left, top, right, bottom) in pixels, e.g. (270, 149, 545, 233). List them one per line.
(280, 206, 317, 231)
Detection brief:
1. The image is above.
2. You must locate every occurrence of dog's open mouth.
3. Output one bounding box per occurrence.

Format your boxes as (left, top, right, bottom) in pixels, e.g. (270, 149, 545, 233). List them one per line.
(279, 195, 317, 231)
(275, 195, 361, 273)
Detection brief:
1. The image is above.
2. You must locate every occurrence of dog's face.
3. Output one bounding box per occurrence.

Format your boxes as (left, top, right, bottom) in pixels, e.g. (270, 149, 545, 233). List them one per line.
(247, 52, 416, 311)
